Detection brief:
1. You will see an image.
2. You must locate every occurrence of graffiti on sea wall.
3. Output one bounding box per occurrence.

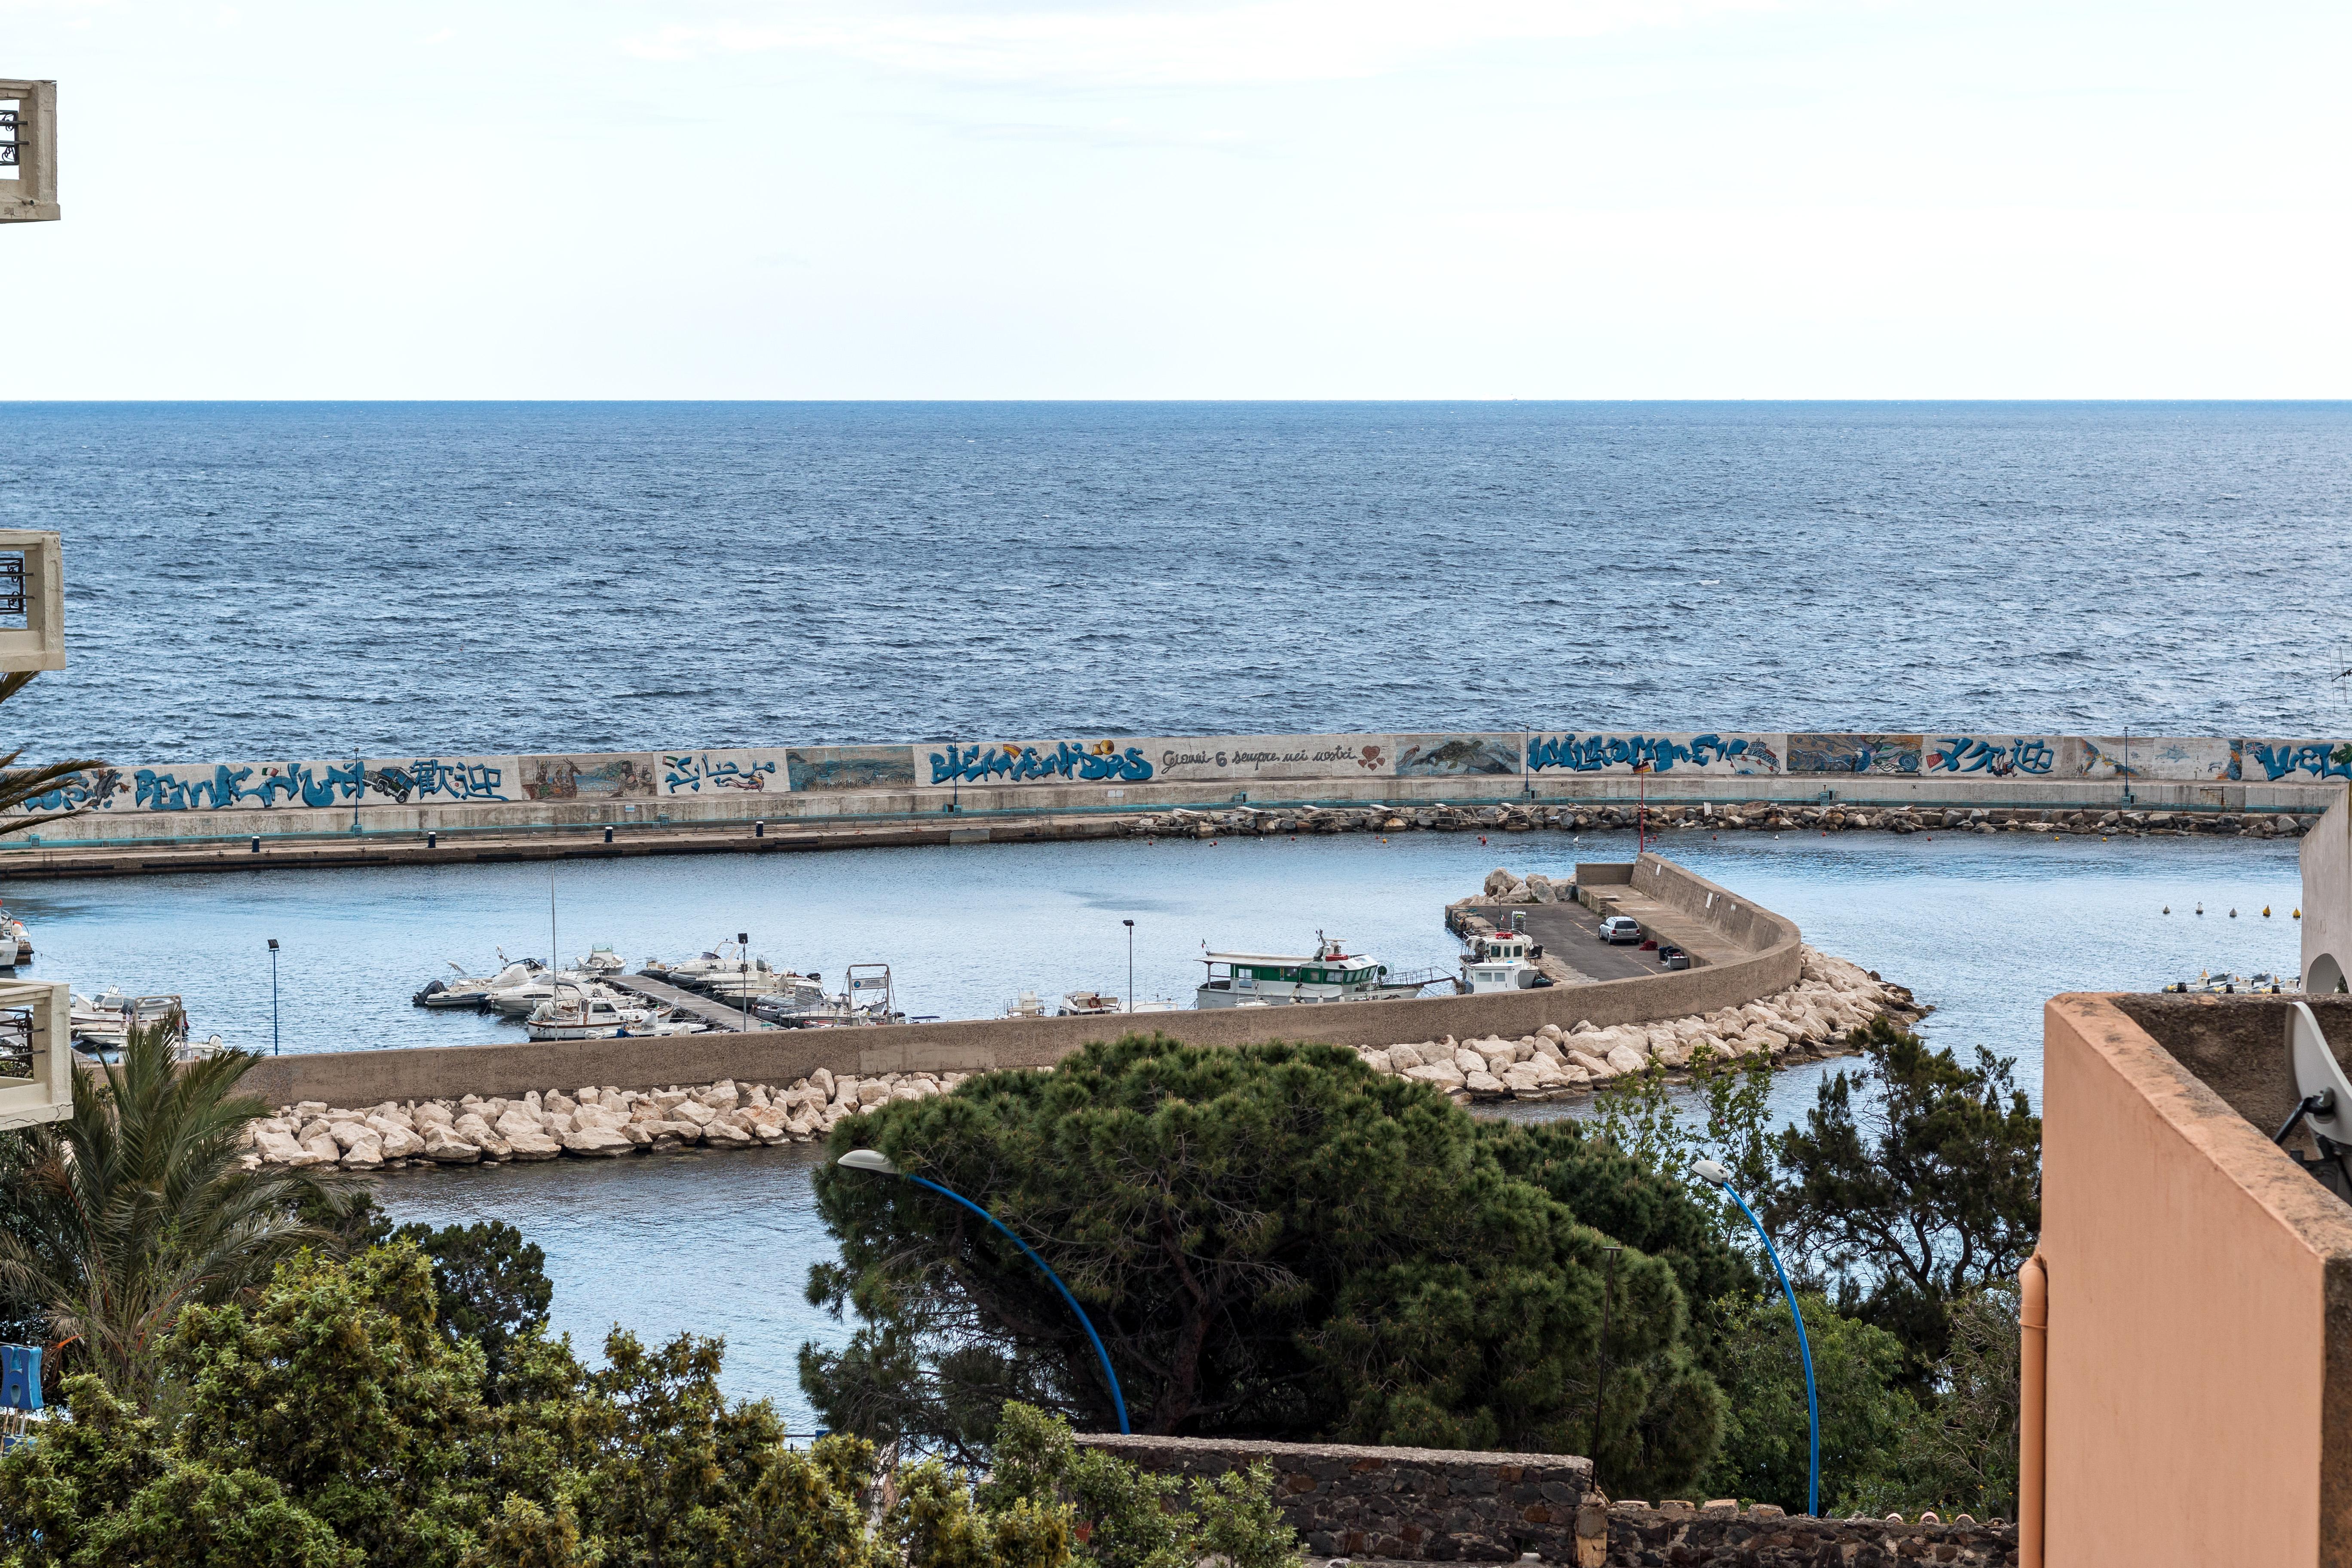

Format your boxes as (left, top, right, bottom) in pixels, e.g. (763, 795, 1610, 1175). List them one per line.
(520, 755, 656, 802)
(1785, 734, 1921, 775)
(927, 740, 1155, 787)
(14, 729, 2352, 819)
(1151, 735, 1390, 784)
(1394, 735, 1520, 778)
(660, 750, 787, 795)
(786, 747, 916, 792)
(1528, 733, 1784, 776)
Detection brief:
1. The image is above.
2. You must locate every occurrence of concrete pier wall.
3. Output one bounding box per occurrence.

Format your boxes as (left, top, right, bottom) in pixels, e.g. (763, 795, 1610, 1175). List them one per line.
(233, 853, 1797, 1108)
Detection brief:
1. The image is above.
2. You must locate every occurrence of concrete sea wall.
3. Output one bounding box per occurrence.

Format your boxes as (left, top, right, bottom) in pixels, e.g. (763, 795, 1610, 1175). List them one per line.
(11, 728, 2349, 849)
(236, 854, 1795, 1109)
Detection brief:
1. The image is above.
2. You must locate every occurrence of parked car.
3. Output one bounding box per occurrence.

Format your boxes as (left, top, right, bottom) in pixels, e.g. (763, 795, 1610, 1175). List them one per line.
(1597, 916, 1642, 944)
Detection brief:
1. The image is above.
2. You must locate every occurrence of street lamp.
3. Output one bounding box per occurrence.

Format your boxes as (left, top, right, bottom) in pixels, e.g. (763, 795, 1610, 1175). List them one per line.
(266, 938, 280, 1056)
(836, 1148, 1130, 1434)
(738, 931, 750, 1031)
(1694, 1158, 1817, 1517)
(1122, 919, 1135, 1015)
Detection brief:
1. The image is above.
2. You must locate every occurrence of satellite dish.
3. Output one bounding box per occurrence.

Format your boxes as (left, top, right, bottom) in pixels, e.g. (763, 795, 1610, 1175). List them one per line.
(2278, 1002, 2352, 1199)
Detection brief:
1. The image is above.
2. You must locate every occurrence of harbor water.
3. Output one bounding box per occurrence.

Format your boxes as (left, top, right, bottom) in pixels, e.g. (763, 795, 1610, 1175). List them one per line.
(45, 824, 2274, 1427)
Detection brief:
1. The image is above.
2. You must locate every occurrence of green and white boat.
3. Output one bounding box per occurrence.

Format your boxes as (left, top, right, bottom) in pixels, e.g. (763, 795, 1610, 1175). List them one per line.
(1195, 934, 1442, 1008)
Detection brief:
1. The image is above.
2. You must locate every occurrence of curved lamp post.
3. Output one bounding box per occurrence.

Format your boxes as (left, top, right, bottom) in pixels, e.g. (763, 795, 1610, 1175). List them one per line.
(1694, 1158, 1818, 1517)
(836, 1148, 1130, 1434)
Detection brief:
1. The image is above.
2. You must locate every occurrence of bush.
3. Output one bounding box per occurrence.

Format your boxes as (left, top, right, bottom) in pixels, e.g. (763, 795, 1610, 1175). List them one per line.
(1697, 1292, 1914, 1514)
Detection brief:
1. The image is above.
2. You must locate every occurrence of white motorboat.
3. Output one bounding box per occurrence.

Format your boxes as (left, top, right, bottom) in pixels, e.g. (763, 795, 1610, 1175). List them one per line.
(1004, 990, 1047, 1018)
(71, 991, 187, 1051)
(702, 958, 814, 1002)
(414, 956, 544, 1010)
(776, 964, 905, 1028)
(1459, 930, 1554, 994)
(0, 907, 34, 962)
(1195, 934, 1441, 1009)
(646, 942, 758, 990)
(524, 982, 707, 1041)
(578, 945, 626, 976)
(750, 971, 841, 1026)
(484, 967, 608, 1018)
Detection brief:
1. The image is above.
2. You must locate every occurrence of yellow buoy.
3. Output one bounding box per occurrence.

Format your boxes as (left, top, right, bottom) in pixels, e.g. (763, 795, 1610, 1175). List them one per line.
(2264, 906, 2272, 917)
(2295, 908, 2303, 919)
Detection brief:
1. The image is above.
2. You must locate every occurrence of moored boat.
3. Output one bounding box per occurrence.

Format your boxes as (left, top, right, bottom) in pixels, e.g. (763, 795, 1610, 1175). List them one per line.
(1195, 934, 1442, 1008)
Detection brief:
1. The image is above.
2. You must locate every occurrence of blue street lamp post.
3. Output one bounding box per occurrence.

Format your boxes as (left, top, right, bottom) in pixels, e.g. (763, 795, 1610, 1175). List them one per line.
(837, 1149, 1130, 1434)
(1694, 1158, 1818, 1517)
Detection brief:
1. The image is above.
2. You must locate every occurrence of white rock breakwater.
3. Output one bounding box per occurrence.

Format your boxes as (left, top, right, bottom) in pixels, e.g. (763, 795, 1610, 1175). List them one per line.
(1126, 801, 2312, 839)
(241, 1068, 963, 1172)
(1352, 944, 1920, 1103)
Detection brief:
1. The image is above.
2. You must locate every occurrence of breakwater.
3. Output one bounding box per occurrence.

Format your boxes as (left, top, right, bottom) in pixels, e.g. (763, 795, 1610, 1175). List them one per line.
(0, 727, 2337, 879)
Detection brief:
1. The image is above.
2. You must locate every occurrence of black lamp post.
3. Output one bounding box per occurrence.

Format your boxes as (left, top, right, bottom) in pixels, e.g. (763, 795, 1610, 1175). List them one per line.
(266, 938, 280, 1056)
(1123, 919, 1135, 1014)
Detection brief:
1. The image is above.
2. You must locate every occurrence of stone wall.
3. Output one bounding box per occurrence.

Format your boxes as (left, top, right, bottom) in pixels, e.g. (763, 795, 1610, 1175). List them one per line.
(1596, 1501, 2017, 1566)
(233, 854, 1799, 1109)
(1073, 1433, 1597, 1562)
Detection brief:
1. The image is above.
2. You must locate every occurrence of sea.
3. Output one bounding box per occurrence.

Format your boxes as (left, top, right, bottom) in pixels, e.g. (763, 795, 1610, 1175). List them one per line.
(1, 400, 2346, 1421)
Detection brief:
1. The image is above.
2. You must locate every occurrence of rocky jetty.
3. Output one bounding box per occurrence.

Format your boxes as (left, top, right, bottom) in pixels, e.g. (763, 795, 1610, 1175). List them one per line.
(1354, 943, 1920, 1103)
(1123, 800, 2312, 838)
(241, 1068, 964, 1173)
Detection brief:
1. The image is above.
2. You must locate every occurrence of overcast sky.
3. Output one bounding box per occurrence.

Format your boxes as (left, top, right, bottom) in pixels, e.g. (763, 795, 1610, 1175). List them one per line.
(6, 0, 2347, 398)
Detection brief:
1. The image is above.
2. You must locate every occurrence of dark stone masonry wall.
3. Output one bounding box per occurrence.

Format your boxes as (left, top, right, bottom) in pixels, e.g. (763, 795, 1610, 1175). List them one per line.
(1074, 1435, 2020, 1567)
(1075, 1434, 1596, 1561)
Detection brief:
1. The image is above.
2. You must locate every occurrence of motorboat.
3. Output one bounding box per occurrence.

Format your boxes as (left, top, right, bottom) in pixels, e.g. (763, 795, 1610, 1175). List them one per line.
(484, 966, 608, 1018)
(702, 959, 815, 1003)
(750, 971, 842, 1026)
(524, 982, 708, 1041)
(70, 991, 187, 1051)
(1057, 989, 1182, 1017)
(578, 945, 626, 977)
(1458, 931, 1555, 994)
(776, 964, 905, 1028)
(414, 955, 544, 1010)
(1195, 934, 1444, 1009)
(1004, 990, 1047, 1018)
(0, 908, 34, 962)
(646, 942, 760, 991)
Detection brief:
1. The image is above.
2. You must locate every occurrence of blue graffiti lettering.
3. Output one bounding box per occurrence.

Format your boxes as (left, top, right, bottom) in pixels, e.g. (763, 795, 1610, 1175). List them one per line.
(929, 742, 1153, 786)
(1929, 738, 2055, 777)
(1527, 734, 1755, 774)
(663, 753, 778, 793)
(2251, 743, 2352, 783)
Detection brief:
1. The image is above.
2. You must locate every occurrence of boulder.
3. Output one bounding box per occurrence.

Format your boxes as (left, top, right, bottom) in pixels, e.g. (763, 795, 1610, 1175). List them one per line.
(704, 1119, 754, 1146)
(855, 1080, 891, 1107)
(413, 1102, 456, 1130)
(1501, 1063, 1555, 1096)
(674, 1099, 717, 1127)
(560, 1125, 635, 1158)
(255, 1127, 317, 1166)
(1604, 1044, 1650, 1076)
(1477, 1046, 1516, 1075)
(1568, 1050, 1617, 1083)
(1484, 867, 1516, 896)
(328, 1121, 375, 1153)
(1357, 1048, 1395, 1075)
(698, 1080, 741, 1110)
(810, 1067, 836, 1099)
(1463, 1070, 1508, 1099)
(494, 1108, 546, 1142)
(1405, 1062, 1467, 1091)
(421, 1127, 481, 1164)
(1387, 1043, 1425, 1069)
(338, 1134, 385, 1170)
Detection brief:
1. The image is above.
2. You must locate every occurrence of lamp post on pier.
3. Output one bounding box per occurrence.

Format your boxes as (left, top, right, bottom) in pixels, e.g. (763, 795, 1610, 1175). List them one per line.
(1123, 919, 1135, 1014)
(266, 938, 280, 1056)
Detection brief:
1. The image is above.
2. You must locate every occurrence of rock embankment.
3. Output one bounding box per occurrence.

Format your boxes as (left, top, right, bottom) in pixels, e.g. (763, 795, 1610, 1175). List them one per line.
(241, 1067, 960, 1173)
(1124, 801, 2313, 838)
(1354, 944, 1919, 1102)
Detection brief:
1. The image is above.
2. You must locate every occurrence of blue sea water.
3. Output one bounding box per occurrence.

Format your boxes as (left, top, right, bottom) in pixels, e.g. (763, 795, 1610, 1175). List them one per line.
(0, 400, 2340, 1418)
(1, 401, 2350, 761)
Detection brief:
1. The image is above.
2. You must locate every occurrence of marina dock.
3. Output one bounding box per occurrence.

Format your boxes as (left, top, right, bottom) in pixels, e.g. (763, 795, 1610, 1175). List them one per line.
(606, 972, 758, 1032)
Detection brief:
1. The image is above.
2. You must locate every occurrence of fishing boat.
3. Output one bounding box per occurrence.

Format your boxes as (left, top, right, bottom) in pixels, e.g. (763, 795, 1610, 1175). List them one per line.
(1458, 930, 1554, 994)
(1195, 934, 1442, 1009)
(413, 955, 544, 1010)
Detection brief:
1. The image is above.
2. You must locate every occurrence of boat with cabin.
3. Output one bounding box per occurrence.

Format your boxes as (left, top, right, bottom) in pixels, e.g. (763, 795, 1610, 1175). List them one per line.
(1459, 929, 1556, 994)
(1195, 935, 1444, 1009)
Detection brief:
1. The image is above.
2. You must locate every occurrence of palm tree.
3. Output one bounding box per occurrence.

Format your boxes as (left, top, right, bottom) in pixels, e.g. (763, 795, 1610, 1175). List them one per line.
(0, 1023, 347, 1403)
(0, 669, 107, 837)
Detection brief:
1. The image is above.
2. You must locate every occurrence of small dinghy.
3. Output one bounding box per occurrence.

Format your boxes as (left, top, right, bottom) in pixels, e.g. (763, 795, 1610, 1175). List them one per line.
(524, 981, 708, 1041)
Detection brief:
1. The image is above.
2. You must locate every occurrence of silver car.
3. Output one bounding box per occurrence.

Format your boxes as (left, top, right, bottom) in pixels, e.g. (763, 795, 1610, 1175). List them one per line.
(1597, 915, 1643, 944)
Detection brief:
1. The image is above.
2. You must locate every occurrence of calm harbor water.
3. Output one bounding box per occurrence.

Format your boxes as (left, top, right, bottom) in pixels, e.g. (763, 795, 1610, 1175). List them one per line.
(4, 402, 2352, 760)
(40, 825, 2271, 1424)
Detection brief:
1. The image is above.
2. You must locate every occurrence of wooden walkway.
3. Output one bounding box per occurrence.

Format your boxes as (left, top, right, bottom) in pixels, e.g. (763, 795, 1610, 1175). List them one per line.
(606, 973, 756, 1031)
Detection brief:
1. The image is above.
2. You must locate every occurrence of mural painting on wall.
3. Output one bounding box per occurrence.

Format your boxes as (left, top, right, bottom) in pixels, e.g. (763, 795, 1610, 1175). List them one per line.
(1150, 736, 1391, 783)
(662, 752, 782, 794)
(1529, 733, 1785, 776)
(1784, 734, 1921, 775)
(1393, 735, 1519, 777)
(787, 746, 917, 792)
(519, 755, 657, 802)
(927, 740, 1155, 786)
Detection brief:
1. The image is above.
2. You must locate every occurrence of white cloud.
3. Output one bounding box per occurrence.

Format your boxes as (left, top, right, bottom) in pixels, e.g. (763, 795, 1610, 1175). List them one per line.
(624, 0, 1790, 85)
